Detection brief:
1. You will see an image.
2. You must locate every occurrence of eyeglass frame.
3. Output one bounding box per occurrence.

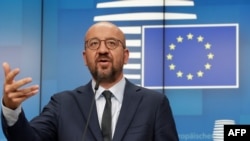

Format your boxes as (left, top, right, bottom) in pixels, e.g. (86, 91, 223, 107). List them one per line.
(85, 37, 126, 50)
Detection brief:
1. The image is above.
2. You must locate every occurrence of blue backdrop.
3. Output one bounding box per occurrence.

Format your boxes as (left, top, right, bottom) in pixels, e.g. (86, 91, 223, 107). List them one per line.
(0, 0, 250, 141)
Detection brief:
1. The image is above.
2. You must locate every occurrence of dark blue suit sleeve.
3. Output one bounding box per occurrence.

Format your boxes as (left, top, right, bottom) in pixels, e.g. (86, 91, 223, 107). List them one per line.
(1, 95, 59, 141)
(2, 109, 37, 141)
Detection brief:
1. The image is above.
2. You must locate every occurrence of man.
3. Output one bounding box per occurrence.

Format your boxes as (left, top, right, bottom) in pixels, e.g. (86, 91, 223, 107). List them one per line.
(1, 21, 179, 141)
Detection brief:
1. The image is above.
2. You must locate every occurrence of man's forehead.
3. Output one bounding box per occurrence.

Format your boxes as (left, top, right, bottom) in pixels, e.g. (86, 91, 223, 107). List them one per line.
(85, 22, 123, 39)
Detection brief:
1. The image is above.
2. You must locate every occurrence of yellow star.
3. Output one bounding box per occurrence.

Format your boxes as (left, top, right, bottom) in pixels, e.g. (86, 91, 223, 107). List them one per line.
(166, 54, 173, 60)
(207, 53, 214, 59)
(177, 36, 183, 43)
(176, 71, 183, 78)
(197, 71, 204, 77)
(205, 63, 212, 70)
(187, 33, 193, 40)
(187, 73, 193, 80)
(197, 35, 204, 42)
(169, 64, 176, 70)
(205, 43, 211, 49)
(169, 43, 176, 50)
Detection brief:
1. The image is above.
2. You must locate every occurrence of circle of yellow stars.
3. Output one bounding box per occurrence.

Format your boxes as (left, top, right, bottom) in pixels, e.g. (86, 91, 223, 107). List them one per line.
(166, 33, 214, 80)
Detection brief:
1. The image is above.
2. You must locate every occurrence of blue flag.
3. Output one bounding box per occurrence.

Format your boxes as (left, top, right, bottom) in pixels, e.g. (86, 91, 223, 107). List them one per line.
(142, 24, 239, 89)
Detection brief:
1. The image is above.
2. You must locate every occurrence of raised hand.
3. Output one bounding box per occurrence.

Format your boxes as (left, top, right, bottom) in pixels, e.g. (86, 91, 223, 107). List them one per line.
(2, 62, 39, 110)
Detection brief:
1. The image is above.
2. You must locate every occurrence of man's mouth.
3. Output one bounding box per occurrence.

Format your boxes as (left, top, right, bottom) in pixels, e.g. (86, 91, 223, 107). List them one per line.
(97, 58, 110, 67)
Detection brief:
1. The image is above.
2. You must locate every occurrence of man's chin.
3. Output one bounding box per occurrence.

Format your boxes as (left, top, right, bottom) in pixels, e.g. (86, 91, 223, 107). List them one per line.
(97, 70, 111, 78)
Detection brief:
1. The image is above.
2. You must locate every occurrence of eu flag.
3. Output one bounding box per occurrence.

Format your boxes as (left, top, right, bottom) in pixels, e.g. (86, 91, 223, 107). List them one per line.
(142, 24, 239, 89)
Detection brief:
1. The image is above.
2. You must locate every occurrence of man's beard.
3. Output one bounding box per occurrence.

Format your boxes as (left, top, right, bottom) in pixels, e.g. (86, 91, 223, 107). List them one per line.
(91, 65, 117, 83)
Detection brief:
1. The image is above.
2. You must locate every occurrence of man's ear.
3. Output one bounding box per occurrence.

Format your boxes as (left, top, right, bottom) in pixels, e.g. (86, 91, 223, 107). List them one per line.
(82, 51, 87, 65)
(124, 49, 129, 64)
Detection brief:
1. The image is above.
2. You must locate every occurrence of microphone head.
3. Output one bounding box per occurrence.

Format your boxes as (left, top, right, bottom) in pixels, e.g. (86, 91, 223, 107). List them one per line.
(94, 71, 102, 91)
(95, 77, 101, 91)
(94, 79, 100, 91)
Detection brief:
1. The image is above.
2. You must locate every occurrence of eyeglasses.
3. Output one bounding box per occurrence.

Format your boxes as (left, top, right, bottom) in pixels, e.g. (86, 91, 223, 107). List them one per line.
(85, 38, 124, 50)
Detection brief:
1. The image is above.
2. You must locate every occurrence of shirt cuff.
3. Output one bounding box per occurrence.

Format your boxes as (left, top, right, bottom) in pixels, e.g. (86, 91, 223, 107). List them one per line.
(1, 99, 21, 126)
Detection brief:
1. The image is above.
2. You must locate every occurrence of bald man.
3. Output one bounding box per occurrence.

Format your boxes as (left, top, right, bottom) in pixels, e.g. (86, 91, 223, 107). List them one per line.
(1, 22, 179, 141)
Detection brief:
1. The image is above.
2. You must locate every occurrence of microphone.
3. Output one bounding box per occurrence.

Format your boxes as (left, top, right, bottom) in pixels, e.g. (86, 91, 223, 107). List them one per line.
(81, 79, 100, 141)
(94, 80, 100, 91)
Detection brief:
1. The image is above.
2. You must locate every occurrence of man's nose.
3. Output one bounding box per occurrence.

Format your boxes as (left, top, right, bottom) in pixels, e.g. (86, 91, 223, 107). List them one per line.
(97, 41, 109, 53)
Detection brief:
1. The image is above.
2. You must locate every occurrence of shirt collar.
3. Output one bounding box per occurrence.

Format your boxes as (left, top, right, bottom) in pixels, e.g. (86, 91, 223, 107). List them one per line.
(92, 77, 126, 104)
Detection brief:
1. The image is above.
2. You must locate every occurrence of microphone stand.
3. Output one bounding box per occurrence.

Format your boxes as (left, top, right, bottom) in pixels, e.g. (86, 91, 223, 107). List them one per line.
(81, 80, 100, 141)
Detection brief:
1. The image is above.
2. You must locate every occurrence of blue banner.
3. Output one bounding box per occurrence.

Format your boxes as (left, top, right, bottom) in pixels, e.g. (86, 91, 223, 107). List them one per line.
(143, 24, 238, 89)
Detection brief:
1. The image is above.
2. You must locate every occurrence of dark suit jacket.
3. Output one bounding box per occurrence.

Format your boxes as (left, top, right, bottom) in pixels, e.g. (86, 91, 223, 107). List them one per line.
(2, 79, 179, 141)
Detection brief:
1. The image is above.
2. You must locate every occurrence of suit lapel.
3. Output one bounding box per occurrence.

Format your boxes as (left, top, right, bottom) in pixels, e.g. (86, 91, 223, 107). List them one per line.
(75, 82, 103, 141)
(112, 80, 143, 141)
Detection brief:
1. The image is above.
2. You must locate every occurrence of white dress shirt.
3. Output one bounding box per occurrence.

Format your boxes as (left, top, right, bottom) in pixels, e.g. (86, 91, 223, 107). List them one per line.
(92, 77, 125, 138)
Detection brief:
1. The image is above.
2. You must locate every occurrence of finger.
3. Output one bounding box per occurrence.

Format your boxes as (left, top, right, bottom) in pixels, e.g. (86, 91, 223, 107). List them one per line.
(3, 85, 39, 109)
(3, 65, 20, 84)
(12, 88, 39, 99)
(5, 69, 20, 84)
(4, 77, 33, 93)
(16, 85, 39, 97)
(2, 62, 11, 77)
(8, 90, 38, 108)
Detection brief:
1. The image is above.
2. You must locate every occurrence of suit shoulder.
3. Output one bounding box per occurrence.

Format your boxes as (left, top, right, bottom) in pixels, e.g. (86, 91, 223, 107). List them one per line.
(52, 85, 88, 98)
(135, 85, 166, 99)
